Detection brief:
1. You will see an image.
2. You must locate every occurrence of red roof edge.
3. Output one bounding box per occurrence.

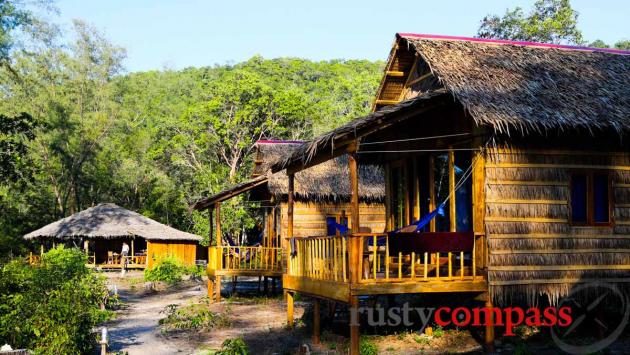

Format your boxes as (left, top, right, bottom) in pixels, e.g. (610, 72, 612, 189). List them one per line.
(397, 33, 630, 56)
(256, 139, 304, 144)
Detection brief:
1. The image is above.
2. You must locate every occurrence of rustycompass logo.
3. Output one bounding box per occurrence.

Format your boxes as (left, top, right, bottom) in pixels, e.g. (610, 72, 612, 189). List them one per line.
(552, 283, 630, 354)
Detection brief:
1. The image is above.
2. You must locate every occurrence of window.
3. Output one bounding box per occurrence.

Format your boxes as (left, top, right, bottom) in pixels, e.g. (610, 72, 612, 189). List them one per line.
(570, 171, 612, 226)
(455, 152, 472, 232)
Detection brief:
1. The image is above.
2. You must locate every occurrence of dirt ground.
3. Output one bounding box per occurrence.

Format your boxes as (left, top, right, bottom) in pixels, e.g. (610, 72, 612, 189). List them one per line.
(101, 272, 630, 354)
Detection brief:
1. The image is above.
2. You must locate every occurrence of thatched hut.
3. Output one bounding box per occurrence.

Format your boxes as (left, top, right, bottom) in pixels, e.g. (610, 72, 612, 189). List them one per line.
(24, 203, 203, 268)
(273, 34, 630, 354)
(191, 140, 386, 300)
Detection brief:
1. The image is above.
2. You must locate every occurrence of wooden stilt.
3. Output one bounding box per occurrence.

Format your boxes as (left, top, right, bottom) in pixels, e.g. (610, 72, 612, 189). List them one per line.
(231, 276, 237, 295)
(207, 279, 214, 301)
(215, 276, 222, 302)
(272, 277, 277, 294)
(286, 291, 295, 327)
(349, 296, 360, 355)
(312, 299, 321, 344)
(485, 299, 495, 351)
(263, 276, 269, 295)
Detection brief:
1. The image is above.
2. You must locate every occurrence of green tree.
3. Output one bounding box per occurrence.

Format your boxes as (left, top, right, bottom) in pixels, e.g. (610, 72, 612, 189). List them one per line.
(477, 0, 583, 44)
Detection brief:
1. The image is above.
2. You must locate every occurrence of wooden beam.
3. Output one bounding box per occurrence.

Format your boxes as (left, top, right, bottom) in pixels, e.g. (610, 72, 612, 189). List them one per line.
(215, 202, 221, 246)
(287, 174, 295, 273)
(286, 291, 294, 327)
(487, 180, 568, 186)
(429, 156, 436, 232)
(375, 99, 400, 106)
(406, 72, 433, 87)
(485, 216, 567, 223)
(492, 248, 630, 255)
(413, 157, 420, 221)
(491, 278, 630, 286)
(485, 299, 495, 351)
(486, 199, 567, 204)
(490, 233, 630, 239)
(386, 70, 405, 77)
(449, 150, 456, 232)
(489, 265, 630, 271)
(349, 296, 360, 355)
(312, 299, 321, 344)
(486, 163, 630, 171)
(349, 151, 360, 233)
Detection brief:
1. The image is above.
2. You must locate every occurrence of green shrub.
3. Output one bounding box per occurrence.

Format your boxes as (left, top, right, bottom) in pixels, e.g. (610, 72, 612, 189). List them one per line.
(213, 337, 248, 355)
(159, 302, 230, 333)
(0, 246, 110, 354)
(359, 338, 378, 355)
(433, 324, 444, 338)
(144, 255, 185, 283)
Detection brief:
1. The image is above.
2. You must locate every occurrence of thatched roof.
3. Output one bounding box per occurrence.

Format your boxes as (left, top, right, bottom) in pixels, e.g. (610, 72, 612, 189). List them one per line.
(24, 203, 202, 242)
(274, 34, 630, 171)
(398, 34, 630, 134)
(191, 141, 385, 210)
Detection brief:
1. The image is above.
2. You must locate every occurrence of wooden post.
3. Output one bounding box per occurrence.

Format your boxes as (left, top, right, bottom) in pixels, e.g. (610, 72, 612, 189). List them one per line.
(312, 298, 321, 344)
(286, 291, 295, 327)
(413, 157, 420, 221)
(287, 173, 295, 273)
(215, 202, 222, 302)
(131, 239, 135, 258)
(485, 299, 495, 351)
(449, 149, 456, 232)
(207, 278, 214, 300)
(215, 202, 222, 247)
(428, 156, 436, 232)
(349, 150, 360, 234)
(40, 243, 44, 256)
(349, 295, 360, 355)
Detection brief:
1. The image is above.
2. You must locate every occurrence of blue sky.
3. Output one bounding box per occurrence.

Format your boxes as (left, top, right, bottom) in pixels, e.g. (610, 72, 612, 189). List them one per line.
(51, 0, 629, 72)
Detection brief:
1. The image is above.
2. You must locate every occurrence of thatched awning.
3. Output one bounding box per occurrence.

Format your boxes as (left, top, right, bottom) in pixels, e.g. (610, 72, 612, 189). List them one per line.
(271, 90, 452, 171)
(398, 33, 630, 134)
(23, 203, 202, 242)
(191, 141, 385, 211)
(190, 176, 269, 211)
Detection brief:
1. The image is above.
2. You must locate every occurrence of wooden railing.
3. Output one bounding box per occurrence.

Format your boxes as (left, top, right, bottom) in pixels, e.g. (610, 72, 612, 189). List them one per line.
(287, 232, 486, 284)
(288, 236, 348, 282)
(209, 246, 283, 272)
(26, 253, 41, 265)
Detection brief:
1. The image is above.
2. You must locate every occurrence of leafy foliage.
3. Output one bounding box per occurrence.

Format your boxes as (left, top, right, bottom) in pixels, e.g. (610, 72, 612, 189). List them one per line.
(359, 337, 378, 355)
(0, 17, 383, 255)
(159, 302, 230, 334)
(0, 246, 109, 354)
(212, 337, 249, 355)
(143, 255, 185, 284)
(477, 0, 583, 44)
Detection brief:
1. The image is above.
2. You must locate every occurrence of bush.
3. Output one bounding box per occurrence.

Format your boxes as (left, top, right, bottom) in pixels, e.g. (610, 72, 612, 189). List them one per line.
(214, 337, 248, 355)
(359, 338, 378, 355)
(144, 256, 185, 283)
(159, 302, 230, 333)
(0, 246, 110, 354)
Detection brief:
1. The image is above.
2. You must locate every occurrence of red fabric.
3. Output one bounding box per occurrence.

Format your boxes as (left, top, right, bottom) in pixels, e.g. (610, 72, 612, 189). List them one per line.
(387, 232, 474, 254)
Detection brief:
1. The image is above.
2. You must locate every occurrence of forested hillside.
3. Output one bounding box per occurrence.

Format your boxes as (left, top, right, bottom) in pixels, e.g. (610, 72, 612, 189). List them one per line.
(0, 21, 384, 255)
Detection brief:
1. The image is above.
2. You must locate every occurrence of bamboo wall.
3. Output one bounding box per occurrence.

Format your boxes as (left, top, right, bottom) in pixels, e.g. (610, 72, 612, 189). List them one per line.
(146, 241, 198, 268)
(485, 148, 630, 305)
(279, 201, 386, 238)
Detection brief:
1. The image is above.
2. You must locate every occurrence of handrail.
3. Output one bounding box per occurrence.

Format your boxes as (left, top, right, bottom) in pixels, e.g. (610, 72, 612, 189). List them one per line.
(287, 233, 486, 284)
(209, 246, 283, 272)
(288, 236, 348, 282)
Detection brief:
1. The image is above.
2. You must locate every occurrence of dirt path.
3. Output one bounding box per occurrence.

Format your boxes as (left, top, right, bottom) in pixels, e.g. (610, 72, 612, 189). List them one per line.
(104, 274, 206, 355)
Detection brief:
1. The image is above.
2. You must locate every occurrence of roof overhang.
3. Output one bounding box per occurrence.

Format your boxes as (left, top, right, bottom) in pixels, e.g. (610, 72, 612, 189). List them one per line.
(271, 90, 452, 174)
(190, 175, 268, 211)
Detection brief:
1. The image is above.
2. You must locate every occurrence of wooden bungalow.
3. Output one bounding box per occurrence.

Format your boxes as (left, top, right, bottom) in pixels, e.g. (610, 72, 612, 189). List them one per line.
(23, 203, 204, 269)
(272, 34, 630, 354)
(191, 140, 386, 300)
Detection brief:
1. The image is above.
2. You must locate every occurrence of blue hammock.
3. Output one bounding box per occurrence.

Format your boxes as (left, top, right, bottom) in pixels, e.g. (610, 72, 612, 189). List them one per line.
(326, 219, 349, 235)
(392, 202, 446, 234)
(367, 203, 446, 247)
